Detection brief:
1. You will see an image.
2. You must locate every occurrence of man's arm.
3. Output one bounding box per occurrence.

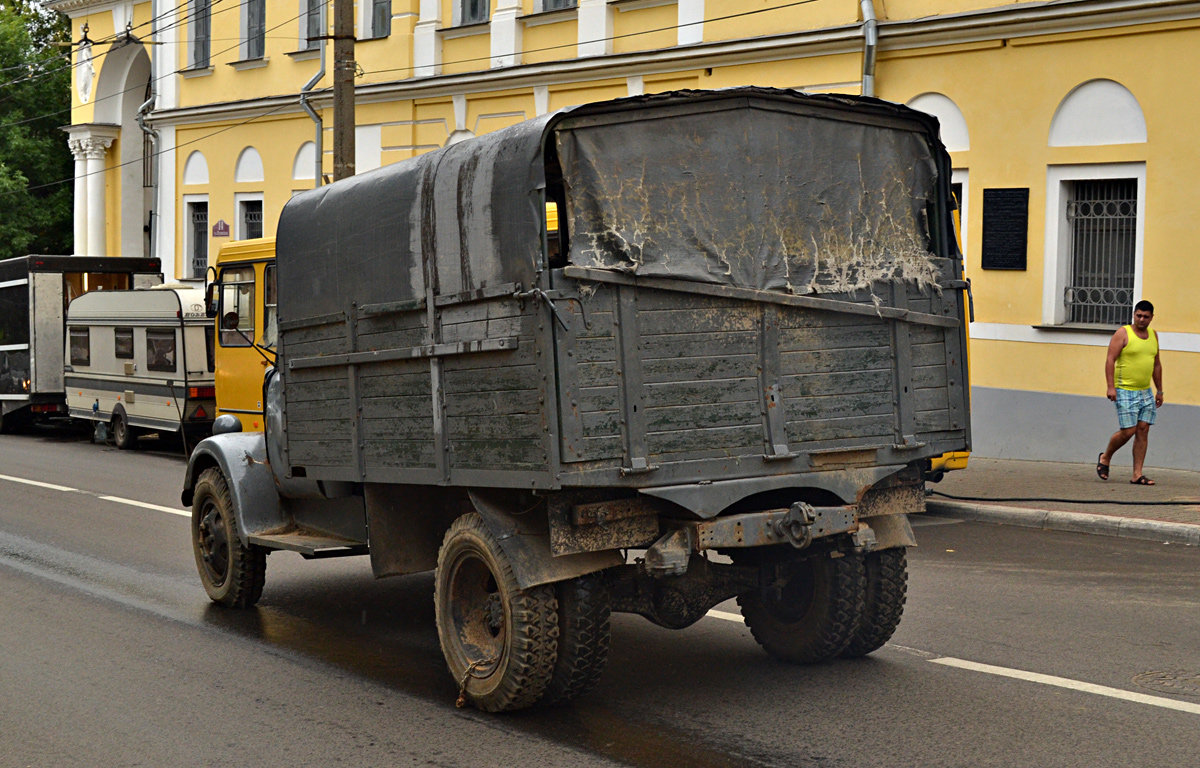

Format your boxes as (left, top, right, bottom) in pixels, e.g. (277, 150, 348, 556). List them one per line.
(1105, 327, 1127, 401)
(1153, 350, 1163, 407)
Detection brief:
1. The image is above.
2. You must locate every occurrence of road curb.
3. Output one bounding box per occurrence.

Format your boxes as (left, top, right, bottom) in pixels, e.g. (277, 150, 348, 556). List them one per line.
(925, 500, 1200, 546)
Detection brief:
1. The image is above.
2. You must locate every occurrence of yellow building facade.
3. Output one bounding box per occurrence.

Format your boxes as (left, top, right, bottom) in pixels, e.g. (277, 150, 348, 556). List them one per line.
(49, 0, 1198, 469)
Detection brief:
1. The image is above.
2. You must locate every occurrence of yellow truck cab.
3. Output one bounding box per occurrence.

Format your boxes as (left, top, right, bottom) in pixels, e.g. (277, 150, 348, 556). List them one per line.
(929, 186, 973, 481)
(210, 238, 276, 431)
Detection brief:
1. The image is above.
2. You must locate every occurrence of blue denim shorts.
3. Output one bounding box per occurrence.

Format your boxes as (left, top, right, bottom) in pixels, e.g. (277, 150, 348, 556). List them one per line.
(1116, 387, 1156, 429)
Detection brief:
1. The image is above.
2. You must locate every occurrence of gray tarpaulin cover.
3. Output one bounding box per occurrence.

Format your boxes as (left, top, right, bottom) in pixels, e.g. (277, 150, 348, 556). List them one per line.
(555, 102, 940, 294)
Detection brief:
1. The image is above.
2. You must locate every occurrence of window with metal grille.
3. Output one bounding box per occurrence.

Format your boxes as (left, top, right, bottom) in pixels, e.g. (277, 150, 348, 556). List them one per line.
(241, 200, 264, 240)
(1064, 179, 1137, 326)
(461, 0, 488, 25)
(189, 202, 209, 279)
(191, 0, 211, 68)
(304, 0, 325, 49)
(543, 0, 576, 10)
(247, 0, 266, 59)
(371, 0, 391, 37)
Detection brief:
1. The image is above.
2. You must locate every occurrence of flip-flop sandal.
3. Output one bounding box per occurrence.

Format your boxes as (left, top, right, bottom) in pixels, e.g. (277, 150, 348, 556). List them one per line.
(1096, 453, 1110, 480)
(1130, 476, 1155, 485)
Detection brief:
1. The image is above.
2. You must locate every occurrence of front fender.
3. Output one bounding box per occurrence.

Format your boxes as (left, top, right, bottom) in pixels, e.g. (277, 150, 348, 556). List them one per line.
(181, 432, 286, 547)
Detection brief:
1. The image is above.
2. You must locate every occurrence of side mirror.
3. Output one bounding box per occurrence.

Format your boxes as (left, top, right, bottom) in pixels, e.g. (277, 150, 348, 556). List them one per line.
(205, 281, 220, 319)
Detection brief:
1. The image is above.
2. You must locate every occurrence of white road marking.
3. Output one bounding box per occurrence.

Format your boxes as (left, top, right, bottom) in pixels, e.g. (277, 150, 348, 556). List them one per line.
(97, 495, 190, 517)
(0, 473, 188, 518)
(930, 657, 1200, 716)
(704, 610, 1200, 716)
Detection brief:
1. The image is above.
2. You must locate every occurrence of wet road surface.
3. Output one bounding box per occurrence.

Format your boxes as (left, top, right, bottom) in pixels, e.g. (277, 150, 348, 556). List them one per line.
(1, 429, 1198, 767)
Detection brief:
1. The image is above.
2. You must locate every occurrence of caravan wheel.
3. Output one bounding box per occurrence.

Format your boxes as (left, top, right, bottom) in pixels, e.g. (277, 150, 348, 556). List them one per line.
(111, 408, 138, 450)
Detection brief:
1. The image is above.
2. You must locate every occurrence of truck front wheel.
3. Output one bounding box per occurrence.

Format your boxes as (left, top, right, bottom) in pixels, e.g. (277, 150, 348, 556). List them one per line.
(840, 548, 907, 658)
(435, 513, 559, 712)
(738, 551, 866, 664)
(191, 467, 266, 608)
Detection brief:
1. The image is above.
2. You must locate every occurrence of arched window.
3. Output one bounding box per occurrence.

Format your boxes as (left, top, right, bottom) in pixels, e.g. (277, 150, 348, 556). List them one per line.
(1049, 79, 1146, 147)
(906, 92, 969, 152)
(183, 151, 209, 185)
(235, 146, 265, 183)
(293, 142, 316, 180)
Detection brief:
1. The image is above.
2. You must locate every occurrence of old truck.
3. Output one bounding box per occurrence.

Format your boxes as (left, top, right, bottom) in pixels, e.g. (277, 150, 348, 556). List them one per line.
(182, 88, 970, 712)
(0, 255, 162, 432)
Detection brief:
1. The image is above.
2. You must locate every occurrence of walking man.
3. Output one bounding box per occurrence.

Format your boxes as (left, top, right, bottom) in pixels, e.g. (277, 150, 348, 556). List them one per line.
(1097, 300, 1163, 484)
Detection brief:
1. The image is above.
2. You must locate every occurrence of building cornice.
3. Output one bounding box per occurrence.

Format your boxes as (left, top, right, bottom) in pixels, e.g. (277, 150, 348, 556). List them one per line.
(146, 0, 1200, 128)
(44, 0, 130, 20)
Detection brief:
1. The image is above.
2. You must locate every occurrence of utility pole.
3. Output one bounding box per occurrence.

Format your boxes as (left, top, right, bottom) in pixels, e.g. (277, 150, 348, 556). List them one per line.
(332, 0, 355, 181)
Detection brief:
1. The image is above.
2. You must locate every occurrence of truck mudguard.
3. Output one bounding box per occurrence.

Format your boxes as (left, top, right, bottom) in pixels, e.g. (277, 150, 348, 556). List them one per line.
(181, 431, 287, 548)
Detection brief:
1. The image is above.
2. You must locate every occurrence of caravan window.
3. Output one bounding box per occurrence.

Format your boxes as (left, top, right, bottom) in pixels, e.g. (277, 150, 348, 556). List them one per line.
(114, 327, 134, 359)
(146, 328, 176, 372)
(219, 266, 255, 347)
(205, 326, 215, 372)
(69, 327, 90, 366)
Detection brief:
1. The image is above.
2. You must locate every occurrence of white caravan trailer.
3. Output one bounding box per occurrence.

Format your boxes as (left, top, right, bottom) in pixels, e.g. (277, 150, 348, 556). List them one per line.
(64, 285, 216, 449)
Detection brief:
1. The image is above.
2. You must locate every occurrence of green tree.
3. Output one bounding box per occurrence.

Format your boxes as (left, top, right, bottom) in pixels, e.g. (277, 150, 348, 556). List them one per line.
(0, 3, 72, 260)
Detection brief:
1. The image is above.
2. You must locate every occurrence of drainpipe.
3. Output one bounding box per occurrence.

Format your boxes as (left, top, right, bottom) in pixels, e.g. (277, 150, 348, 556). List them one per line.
(136, 92, 158, 261)
(860, 0, 878, 98)
(299, 40, 327, 187)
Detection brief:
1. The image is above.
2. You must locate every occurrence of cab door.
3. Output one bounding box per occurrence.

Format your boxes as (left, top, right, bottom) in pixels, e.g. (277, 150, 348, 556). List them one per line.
(214, 262, 276, 431)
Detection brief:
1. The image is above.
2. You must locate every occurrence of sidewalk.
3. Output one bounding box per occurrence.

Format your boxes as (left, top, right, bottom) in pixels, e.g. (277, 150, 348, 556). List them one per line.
(924, 457, 1200, 546)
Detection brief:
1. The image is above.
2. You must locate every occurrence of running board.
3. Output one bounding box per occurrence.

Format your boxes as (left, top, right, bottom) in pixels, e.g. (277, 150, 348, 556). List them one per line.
(247, 529, 368, 558)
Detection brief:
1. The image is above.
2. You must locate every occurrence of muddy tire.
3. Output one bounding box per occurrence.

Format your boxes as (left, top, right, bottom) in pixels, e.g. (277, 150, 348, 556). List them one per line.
(738, 551, 866, 664)
(112, 409, 138, 450)
(540, 574, 611, 706)
(191, 467, 266, 608)
(840, 548, 907, 658)
(435, 513, 559, 712)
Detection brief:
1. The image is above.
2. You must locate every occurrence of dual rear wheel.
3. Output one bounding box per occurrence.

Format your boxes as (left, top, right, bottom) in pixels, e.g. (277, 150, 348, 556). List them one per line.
(737, 547, 908, 663)
(434, 513, 612, 712)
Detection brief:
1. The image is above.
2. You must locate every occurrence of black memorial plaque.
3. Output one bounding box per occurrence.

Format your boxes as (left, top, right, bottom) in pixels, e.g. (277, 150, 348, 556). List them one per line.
(981, 187, 1029, 270)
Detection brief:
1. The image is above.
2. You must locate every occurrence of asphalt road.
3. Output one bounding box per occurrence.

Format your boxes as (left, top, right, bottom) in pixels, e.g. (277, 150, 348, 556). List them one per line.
(1, 428, 1198, 768)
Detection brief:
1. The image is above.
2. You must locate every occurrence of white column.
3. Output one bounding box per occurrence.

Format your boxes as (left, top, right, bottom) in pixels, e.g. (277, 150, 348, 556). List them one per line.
(578, 0, 612, 57)
(68, 139, 88, 255)
(83, 136, 115, 258)
(678, 0, 704, 46)
(414, 0, 442, 77)
(491, 0, 523, 68)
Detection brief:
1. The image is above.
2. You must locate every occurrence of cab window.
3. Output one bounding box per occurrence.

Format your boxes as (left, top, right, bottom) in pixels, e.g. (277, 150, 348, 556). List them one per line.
(261, 263, 277, 349)
(219, 266, 255, 347)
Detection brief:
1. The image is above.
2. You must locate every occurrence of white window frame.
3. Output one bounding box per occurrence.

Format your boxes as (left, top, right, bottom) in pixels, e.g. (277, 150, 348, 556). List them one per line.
(359, 0, 392, 38)
(234, 192, 265, 241)
(1042, 162, 1146, 326)
(453, 0, 490, 27)
(183, 193, 210, 281)
(188, 0, 212, 69)
(300, 0, 327, 50)
(241, 0, 267, 59)
(951, 168, 969, 259)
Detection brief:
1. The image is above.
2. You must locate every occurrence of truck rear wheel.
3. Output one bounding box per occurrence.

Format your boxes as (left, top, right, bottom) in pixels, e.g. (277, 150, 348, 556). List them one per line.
(738, 551, 865, 664)
(840, 548, 907, 658)
(435, 513, 559, 712)
(540, 573, 611, 706)
(191, 467, 266, 608)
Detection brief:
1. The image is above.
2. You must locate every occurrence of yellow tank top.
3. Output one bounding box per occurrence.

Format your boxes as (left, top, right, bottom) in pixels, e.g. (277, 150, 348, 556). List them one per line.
(1116, 325, 1158, 391)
